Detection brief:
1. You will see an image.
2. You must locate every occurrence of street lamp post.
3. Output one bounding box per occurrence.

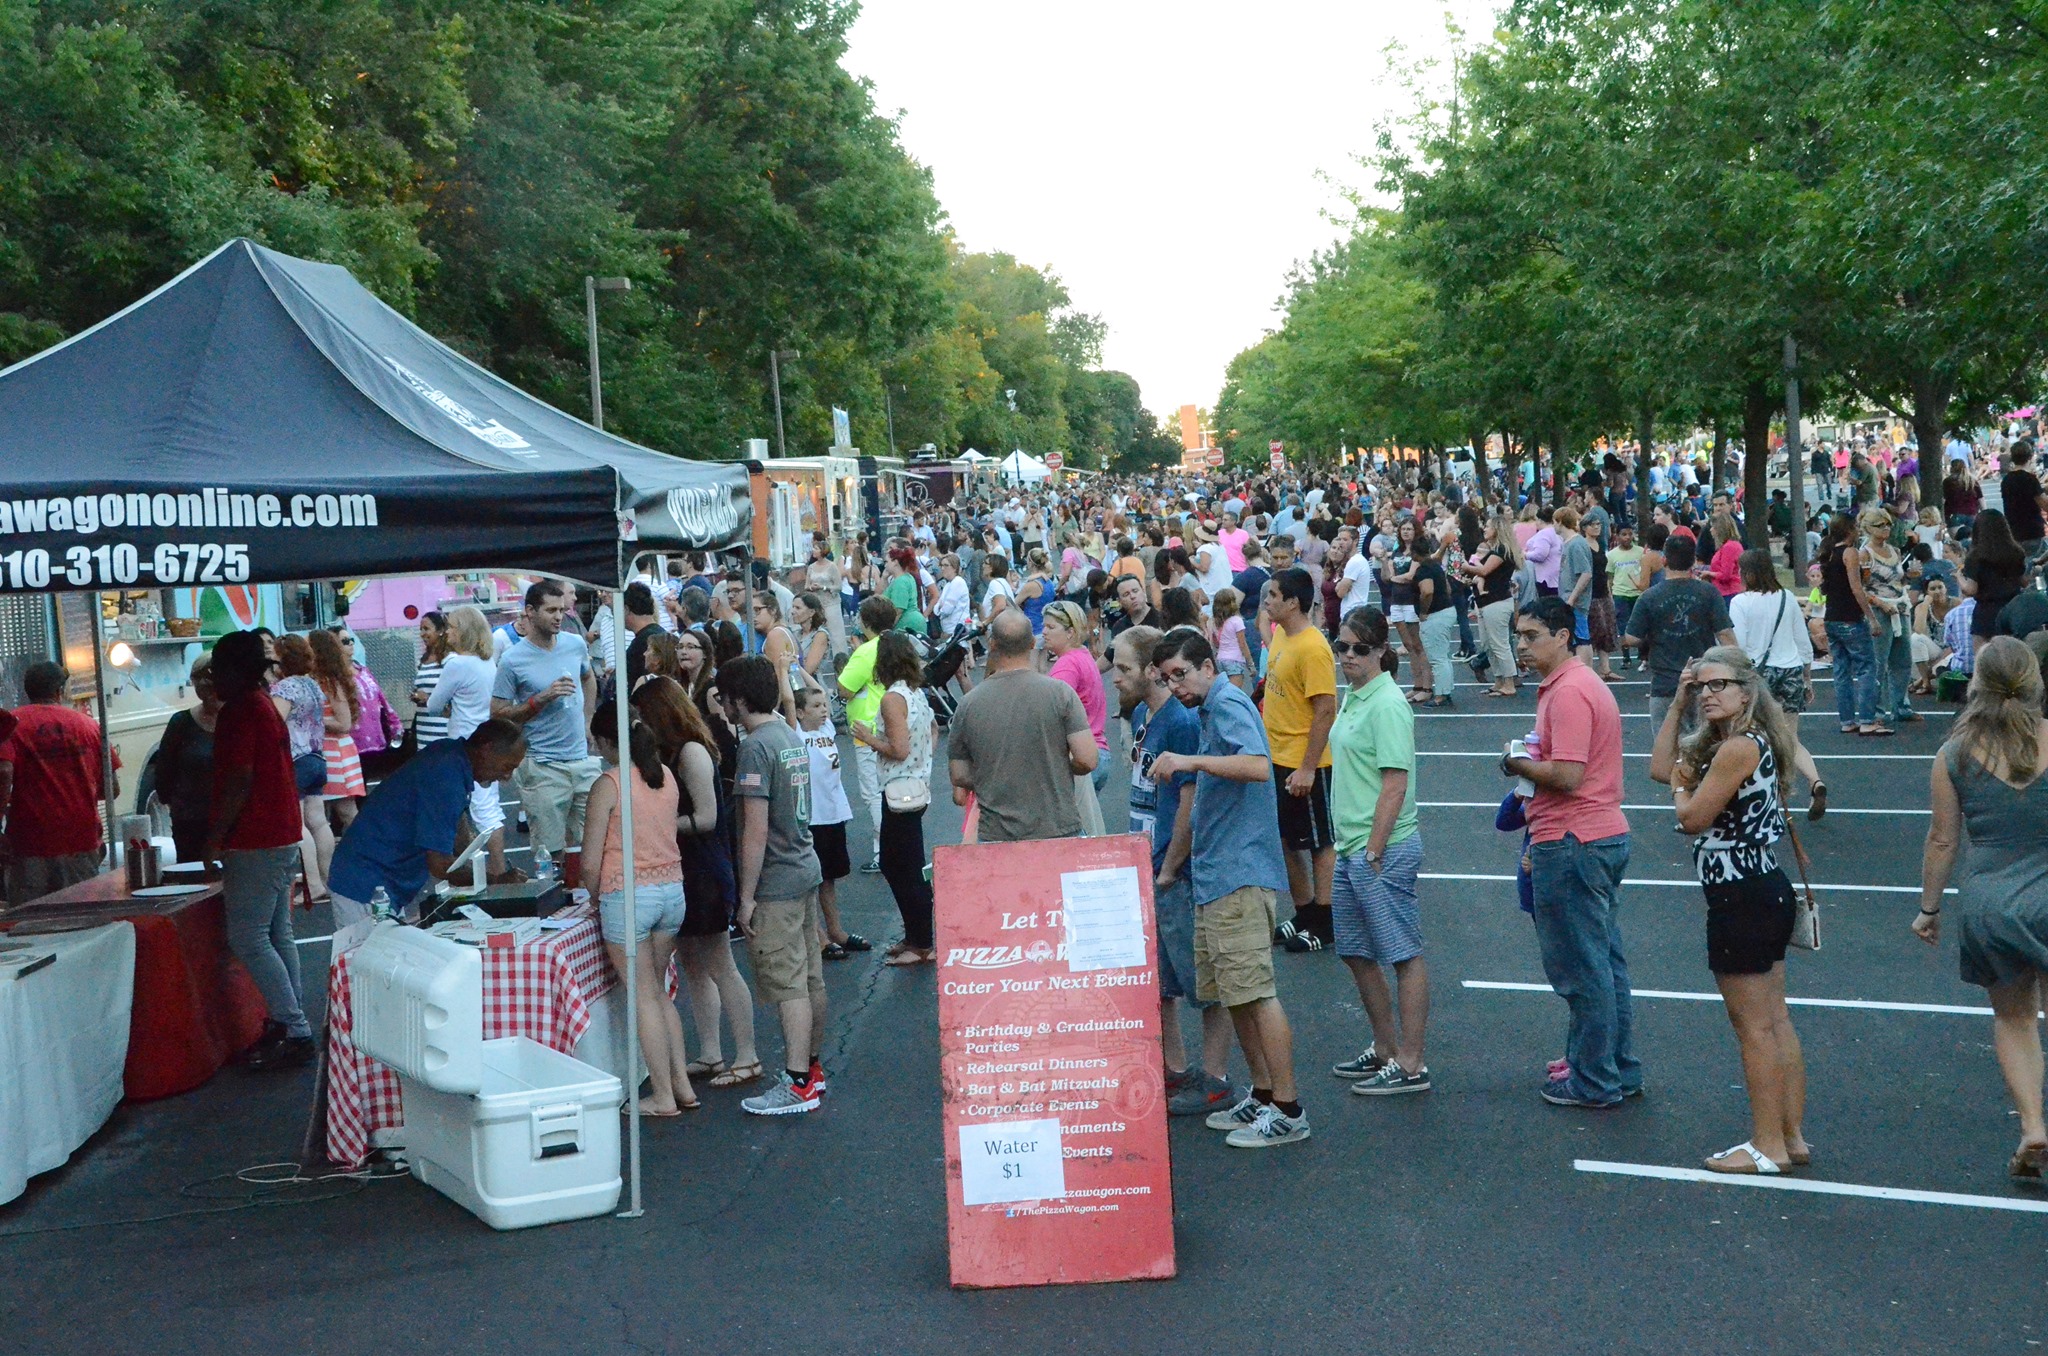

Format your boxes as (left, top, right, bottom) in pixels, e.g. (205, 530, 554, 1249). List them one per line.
(770, 348, 800, 458)
(884, 384, 899, 456)
(584, 275, 631, 431)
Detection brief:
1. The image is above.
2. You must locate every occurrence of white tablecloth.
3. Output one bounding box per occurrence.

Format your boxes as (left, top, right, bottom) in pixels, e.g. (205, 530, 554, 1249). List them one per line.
(0, 922, 136, 1205)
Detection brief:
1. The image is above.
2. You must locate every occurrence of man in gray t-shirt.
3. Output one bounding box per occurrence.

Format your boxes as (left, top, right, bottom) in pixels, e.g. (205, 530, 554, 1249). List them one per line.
(490, 581, 600, 857)
(722, 655, 829, 1116)
(947, 611, 1097, 842)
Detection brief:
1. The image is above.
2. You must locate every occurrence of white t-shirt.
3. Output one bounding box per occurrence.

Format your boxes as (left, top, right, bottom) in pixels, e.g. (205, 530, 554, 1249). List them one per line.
(1192, 544, 1234, 602)
(1730, 590, 1813, 669)
(1339, 553, 1375, 616)
(935, 576, 971, 635)
(426, 653, 496, 740)
(801, 721, 853, 826)
(982, 575, 1017, 621)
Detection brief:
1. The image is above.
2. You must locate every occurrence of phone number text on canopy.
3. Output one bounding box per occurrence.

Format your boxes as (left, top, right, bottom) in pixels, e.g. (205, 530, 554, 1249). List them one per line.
(0, 489, 383, 589)
(0, 542, 252, 588)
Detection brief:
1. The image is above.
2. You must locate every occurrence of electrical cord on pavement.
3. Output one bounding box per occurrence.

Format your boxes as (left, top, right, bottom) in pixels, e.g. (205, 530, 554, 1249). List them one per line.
(0, 1157, 407, 1239)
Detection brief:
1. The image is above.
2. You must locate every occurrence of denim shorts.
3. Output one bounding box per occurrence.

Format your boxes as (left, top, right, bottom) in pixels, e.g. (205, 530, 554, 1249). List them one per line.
(1154, 875, 1211, 1008)
(1573, 606, 1591, 644)
(598, 879, 686, 945)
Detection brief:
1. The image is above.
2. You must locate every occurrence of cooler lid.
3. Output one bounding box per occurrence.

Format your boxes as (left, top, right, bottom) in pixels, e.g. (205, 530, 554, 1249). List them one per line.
(349, 923, 483, 1093)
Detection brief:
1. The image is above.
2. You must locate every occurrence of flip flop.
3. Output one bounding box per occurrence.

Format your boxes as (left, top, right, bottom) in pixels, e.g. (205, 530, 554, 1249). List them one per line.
(884, 947, 935, 967)
(1807, 781, 1828, 821)
(709, 1061, 763, 1088)
(2011, 1142, 2048, 1180)
(1704, 1141, 1785, 1175)
(685, 1058, 728, 1078)
(1789, 1144, 1813, 1168)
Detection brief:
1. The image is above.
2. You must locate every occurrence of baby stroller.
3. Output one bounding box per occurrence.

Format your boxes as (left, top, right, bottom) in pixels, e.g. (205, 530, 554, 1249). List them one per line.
(923, 622, 982, 727)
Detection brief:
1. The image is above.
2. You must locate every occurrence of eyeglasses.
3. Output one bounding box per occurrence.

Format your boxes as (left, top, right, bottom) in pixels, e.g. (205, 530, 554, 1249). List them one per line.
(1157, 665, 1195, 685)
(1696, 677, 1737, 695)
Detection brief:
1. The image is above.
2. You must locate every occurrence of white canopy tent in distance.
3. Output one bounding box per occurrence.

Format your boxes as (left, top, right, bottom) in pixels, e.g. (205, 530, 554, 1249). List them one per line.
(0, 238, 756, 1218)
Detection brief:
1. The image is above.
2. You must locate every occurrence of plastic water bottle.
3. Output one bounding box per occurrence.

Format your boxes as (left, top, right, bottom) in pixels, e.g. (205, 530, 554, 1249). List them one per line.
(370, 886, 393, 921)
(533, 848, 555, 885)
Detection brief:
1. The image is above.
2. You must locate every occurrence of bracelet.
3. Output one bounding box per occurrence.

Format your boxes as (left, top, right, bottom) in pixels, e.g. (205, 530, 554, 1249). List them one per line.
(1918, 906, 1941, 916)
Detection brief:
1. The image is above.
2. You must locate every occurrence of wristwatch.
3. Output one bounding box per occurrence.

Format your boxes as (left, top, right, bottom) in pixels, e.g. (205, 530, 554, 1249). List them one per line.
(1365, 849, 1382, 868)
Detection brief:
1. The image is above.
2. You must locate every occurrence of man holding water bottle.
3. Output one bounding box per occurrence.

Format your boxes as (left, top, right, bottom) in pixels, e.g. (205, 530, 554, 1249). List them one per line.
(1502, 596, 1640, 1109)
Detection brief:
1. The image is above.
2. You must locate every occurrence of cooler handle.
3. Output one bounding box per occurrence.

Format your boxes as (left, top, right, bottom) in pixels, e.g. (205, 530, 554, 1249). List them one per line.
(529, 1102, 585, 1159)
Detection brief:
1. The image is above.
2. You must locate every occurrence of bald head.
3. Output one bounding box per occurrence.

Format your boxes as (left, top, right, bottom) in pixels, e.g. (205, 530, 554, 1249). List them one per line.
(987, 608, 1037, 667)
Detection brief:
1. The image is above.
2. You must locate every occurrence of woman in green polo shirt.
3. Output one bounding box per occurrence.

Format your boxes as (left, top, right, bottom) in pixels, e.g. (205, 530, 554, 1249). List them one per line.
(1326, 606, 1431, 1097)
(882, 548, 928, 636)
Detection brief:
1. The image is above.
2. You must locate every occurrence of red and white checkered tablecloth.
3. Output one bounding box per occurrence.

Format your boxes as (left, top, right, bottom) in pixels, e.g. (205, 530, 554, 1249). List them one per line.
(325, 910, 619, 1170)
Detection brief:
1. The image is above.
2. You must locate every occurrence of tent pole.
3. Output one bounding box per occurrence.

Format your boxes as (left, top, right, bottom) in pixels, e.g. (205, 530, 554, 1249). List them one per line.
(605, 575, 642, 1219)
(91, 592, 117, 857)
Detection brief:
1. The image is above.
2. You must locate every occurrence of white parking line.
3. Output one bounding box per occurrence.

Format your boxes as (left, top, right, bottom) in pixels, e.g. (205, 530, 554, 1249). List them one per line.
(1462, 979, 1986, 1015)
(295, 934, 332, 946)
(1415, 751, 1935, 761)
(1418, 800, 1929, 816)
(1421, 872, 1945, 895)
(1574, 1159, 2048, 1215)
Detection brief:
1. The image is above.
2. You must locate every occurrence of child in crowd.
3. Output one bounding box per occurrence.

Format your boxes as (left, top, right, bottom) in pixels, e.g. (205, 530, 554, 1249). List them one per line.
(796, 686, 868, 959)
(1211, 587, 1249, 691)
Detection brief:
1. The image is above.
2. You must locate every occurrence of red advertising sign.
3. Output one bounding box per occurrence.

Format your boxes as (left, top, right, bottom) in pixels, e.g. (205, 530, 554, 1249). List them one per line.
(933, 835, 1176, 1289)
(1269, 440, 1284, 459)
(1043, 450, 1064, 471)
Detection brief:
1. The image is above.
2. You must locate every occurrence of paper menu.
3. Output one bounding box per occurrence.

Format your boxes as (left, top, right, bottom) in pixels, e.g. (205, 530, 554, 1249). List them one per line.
(1060, 866, 1145, 972)
(958, 1118, 1067, 1206)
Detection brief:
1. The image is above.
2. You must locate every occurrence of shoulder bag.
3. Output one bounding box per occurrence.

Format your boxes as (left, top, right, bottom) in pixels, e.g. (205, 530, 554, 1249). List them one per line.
(1781, 818, 1821, 951)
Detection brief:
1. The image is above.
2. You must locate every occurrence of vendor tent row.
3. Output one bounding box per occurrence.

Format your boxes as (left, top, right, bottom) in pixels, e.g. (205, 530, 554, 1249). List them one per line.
(0, 238, 758, 1222)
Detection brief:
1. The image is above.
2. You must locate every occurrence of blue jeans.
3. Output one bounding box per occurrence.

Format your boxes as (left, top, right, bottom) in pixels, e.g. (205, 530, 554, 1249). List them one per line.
(1825, 621, 1876, 727)
(1529, 832, 1638, 1104)
(1872, 624, 1914, 723)
(221, 844, 310, 1038)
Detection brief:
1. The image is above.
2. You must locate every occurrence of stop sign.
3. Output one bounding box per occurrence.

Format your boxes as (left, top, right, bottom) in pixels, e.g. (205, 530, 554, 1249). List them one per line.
(1044, 450, 1063, 471)
(1207, 448, 1225, 468)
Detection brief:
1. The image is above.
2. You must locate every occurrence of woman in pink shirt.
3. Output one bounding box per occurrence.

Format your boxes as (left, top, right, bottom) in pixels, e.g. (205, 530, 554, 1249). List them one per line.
(1041, 601, 1109, 835)
(1707, 511, 1745, 598)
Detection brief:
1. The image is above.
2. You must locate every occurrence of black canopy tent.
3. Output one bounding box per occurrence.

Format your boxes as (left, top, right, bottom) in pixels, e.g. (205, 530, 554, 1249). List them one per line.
(0, 238, 754, 1219)
(0, 237, 750, 591)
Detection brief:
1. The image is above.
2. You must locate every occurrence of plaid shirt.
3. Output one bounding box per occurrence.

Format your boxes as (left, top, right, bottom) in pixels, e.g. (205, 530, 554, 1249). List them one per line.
(1941, 597, 1976, 673)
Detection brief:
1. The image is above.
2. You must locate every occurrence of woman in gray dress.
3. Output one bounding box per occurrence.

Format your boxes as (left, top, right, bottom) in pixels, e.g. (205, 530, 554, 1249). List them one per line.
(1914, 636, 2048, 1180)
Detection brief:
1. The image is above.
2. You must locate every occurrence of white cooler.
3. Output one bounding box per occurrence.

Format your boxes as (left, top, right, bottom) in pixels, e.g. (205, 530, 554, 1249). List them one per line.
(349, 923, 623, 1230)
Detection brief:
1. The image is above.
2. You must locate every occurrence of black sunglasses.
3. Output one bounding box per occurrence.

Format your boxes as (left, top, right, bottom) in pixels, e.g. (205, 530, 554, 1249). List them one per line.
(1338, 641, 1382, 657)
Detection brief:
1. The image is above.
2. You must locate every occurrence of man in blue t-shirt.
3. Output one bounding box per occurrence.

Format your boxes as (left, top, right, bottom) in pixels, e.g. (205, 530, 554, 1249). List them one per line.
(491, 580, 601, 862)
(1150, 628, 1309, 1149)
(327, 722, 528, 928)
(1110, 626, 1236, 1119)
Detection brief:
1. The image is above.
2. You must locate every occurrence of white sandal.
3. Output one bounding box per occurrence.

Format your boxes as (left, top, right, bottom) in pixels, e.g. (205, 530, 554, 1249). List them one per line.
(1705, 1140, 1783, 1175)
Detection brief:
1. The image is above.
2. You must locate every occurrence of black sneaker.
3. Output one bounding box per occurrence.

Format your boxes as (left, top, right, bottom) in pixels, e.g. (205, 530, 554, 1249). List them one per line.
(240, 1020, 287, 1066)
(248, 1035, 317, 1071)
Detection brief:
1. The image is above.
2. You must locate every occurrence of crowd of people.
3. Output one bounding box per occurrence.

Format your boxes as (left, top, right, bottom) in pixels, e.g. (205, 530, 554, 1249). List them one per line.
(4, 423, 2047, 1174)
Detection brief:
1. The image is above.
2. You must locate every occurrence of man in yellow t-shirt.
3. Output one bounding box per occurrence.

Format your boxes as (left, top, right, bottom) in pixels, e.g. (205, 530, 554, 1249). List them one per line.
(836, 593, 897, 873)
(1261, 567, 1339, 952)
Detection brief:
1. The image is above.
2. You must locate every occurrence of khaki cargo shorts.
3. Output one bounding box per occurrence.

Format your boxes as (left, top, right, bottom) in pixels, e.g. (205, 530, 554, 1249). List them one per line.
(1194, 885, 1278, 1007)
(747, 890, 825, 1004)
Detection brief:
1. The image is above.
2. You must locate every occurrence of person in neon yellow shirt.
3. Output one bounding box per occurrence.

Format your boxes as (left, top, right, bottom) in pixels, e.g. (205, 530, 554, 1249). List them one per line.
(837, 594, 898, 873)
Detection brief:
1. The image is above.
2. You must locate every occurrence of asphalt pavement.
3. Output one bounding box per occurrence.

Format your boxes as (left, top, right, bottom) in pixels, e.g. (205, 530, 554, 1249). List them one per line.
(5, 669, 2044, 1356)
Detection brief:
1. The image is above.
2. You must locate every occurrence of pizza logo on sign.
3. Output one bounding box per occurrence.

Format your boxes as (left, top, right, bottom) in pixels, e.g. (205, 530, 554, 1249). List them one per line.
(1025, 940, 1055, 964)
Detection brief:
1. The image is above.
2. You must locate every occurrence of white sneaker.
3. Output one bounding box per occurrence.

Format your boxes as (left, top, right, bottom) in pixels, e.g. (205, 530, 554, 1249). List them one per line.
(1225, 1104, 1311, 1148)
(1204, 1093, 1265, 1131)
(741, 1071, 822, 1117)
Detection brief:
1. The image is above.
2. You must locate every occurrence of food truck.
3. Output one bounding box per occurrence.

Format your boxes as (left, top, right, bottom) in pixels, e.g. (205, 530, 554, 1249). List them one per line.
(747, 455, 863, 565)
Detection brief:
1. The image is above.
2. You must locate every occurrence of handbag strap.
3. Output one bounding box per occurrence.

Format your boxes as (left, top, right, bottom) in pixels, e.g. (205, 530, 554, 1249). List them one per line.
(1781, 815, 1816, 898)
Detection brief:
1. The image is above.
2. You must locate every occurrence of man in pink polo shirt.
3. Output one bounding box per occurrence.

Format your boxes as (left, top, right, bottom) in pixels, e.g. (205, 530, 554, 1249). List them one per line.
(1503, 596, 1640, 1108)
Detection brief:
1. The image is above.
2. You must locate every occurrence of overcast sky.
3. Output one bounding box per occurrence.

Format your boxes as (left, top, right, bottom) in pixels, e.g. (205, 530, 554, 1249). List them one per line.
(843, 0, 1500, 421)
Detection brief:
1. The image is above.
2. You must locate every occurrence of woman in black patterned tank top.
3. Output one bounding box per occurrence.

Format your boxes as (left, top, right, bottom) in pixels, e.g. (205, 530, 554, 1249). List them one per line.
(1651, 646, 1809, 1178)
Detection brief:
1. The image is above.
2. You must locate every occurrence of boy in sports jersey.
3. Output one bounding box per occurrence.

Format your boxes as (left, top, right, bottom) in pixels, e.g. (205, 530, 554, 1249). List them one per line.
(796, 687, 869, 960)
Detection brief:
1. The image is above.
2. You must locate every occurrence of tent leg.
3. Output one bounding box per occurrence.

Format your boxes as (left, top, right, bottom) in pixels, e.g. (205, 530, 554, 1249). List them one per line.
(613, 583, 643, 1219)
(92, 592, 118, 858)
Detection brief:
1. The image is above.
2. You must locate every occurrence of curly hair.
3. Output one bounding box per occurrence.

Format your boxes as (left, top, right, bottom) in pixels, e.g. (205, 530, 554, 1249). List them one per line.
(1677, 646, 1798, 798)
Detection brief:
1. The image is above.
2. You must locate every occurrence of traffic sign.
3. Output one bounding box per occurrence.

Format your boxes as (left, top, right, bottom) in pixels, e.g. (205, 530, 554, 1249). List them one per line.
(1270, 440, 1284, 459)
(1044, 450, 1063, 471)
(1206, 448, 1225, 468)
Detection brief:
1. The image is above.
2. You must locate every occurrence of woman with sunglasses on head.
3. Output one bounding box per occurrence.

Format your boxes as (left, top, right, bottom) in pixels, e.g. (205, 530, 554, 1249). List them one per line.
(1649, 647, 1809, 1176)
